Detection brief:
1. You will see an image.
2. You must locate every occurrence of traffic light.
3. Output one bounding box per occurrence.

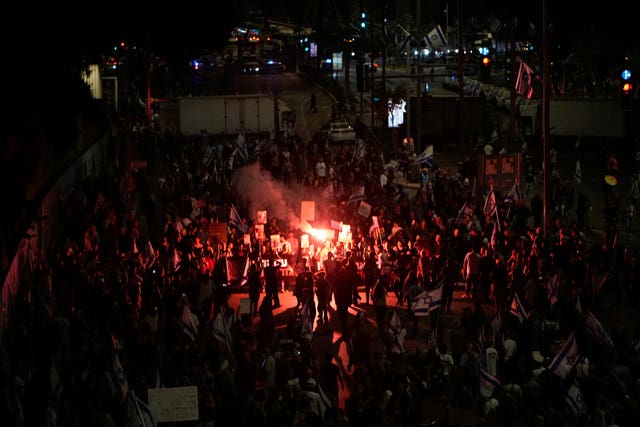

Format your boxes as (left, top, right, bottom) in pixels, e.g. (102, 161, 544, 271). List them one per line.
(620, 81, 634, 111)
(480, 56, 491, 82)
(360, 12, 367, 30)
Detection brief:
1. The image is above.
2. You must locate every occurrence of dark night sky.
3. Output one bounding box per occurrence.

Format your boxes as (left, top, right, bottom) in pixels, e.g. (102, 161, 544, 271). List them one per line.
(7, 2, 636, 59)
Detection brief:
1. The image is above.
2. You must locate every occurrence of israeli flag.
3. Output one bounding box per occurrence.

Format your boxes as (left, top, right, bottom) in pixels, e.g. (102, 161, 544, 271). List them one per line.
(549, 332, 579, 379)
(565, 381, 587, 415)
(425, 25, 448, 50)
(585, 311, 614, 349)
(410, 282, 443, 316)
(480, 368, 501, 398)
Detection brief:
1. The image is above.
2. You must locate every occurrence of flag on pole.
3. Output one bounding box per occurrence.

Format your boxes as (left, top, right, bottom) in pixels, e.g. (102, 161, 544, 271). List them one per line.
(515, 58, 535, 99)
(490, 220, 499, 249)
(300, 296, 315, 340)
(483, 188, 498, 219)
(395, 24, 412, 51)
(575, 159, 582, 184)
(129, 390, 157, 427)
(111, 350, 129, 403)
(455, 200, 472, 225)
(506, 182, 522, 203)
(180, 296, 199, 342)
(480, 368, 501, 398)
(584, 311, 614, 349)
(545, 274, 559, 307)
(388, 309, 407, 354)
(425, 24, 448, 50)
(509, 292, 529, 324)
(144, 240, 156, 270)
(565, 380, 587, 415)
(548, 332, 579, 379)
(348, 186, 366, 203)
(229, 204, 248, 233)
(352, 138, 367, 164)
(410, 281, 443, 316)
(414, 145, 434, 167)
(213, 312, 234, 354)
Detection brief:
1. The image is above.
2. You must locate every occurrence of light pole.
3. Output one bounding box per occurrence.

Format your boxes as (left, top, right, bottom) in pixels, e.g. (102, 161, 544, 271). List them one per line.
(445, 2, 449, 41)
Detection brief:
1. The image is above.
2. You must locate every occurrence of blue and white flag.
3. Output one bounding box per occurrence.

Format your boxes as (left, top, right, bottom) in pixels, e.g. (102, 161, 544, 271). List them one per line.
(509, 292, 528, 324)
(213, 312, 234, 354)
(506, 182, 522, 203)
(575, 159, 582, 184)
(229, 204, 248, 233)
(515, 58, 535, 99)
(490, 221, 498, 249)
(301, 296, 315, 339)
(144, 240, 156, 270)
(411, 282, 443, 316)
(455, 201, 472, 225)
(181, 299, 199, 342)
(235, 133, 248, 163)
(112, 351, 129, 403)
(171, 248, 182, 273)
(348, 186, 366, 203)
(565, 380, 587, 415)
(388, 309, 407, 354)
(395, 24, 412, 51)
(203, 144, 216, 167)
(129, 390, 157, 427)
(549, 332, 579, 379)
(480, 368, 501, 398)
(425, 24, 448, 50)
(352, 138, 367, 164)
(414, 145, 434, 167)
(545, 274, 559, 307)
(483, 188, 498, 219)
(585, 311, 614, 349)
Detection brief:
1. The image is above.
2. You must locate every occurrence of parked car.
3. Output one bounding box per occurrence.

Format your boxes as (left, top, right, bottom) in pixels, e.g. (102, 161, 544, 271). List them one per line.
(260, 58, 286, 74)
(318, 121, 357, 144)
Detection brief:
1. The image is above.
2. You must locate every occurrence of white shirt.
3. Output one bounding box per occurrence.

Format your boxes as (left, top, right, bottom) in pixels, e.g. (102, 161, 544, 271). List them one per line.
(380, 172, 388, 187)
(315, 161, 327, 178)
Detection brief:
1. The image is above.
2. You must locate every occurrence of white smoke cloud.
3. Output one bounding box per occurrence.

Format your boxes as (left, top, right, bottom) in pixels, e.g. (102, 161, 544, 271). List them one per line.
(231, 162, 308, 231)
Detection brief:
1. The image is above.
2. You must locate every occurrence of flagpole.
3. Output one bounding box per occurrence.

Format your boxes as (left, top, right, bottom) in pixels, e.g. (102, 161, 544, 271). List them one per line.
(457, 0, 466, 152)
(542, 0, 551, 236)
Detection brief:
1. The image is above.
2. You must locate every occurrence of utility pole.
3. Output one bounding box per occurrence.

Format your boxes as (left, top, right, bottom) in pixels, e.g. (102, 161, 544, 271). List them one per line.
(445, 3, 449, 41)
(145, 36, 153, 129)
(457, 0, 465, 152)
(508, 25, 517, 151)
(542, 0, 551, 236)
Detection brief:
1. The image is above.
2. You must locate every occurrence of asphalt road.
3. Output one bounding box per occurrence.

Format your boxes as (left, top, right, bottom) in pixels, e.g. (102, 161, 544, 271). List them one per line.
(227, 282, 492, 410)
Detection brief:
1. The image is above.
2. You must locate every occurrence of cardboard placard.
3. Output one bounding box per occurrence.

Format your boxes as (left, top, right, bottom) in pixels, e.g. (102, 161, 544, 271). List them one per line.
(301, 201, 315, 221)
(148, 386, 199, 423)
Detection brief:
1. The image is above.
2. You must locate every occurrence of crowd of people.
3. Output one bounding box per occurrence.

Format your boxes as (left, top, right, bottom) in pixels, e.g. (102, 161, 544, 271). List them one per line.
(1, 110, 640, 427)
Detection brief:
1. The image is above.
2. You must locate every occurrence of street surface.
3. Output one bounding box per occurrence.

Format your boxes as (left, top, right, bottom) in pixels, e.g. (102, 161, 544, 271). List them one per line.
(227, 281, 488, 410)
